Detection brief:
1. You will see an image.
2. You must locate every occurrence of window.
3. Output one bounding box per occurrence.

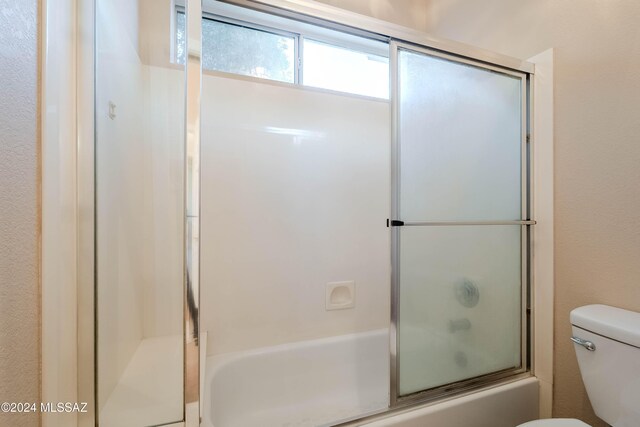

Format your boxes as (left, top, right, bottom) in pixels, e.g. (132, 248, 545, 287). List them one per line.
(303, 39, 389, 99)
(176, 12, 295, 83)
(175, 5, 390, 99)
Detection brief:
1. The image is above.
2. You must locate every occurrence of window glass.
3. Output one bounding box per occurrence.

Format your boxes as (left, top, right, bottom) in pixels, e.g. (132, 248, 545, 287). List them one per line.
(176, 12, 295, 83)
(175, 11, 390, 98)
(303, 39, 389, 99)
(176, 11, 186, 65)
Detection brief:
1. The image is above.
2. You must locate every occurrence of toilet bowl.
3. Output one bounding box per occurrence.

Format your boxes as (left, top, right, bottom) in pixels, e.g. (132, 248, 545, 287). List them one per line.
(518, 419, 590, 426)
(517, 304, 640, 427)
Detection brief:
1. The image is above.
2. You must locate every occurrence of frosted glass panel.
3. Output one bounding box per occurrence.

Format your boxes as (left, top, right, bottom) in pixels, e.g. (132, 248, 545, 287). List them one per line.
(398, 49, 523, 221)
(398, 226, 522, 396)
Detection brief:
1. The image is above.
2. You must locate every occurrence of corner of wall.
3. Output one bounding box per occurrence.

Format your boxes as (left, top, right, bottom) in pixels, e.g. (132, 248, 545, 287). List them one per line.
(529, 47, 554, 419)
(41, 0, 79, 425)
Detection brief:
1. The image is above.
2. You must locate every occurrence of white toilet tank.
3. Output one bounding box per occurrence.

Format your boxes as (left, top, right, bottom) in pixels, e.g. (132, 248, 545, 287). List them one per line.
(571, 304, 640, 427)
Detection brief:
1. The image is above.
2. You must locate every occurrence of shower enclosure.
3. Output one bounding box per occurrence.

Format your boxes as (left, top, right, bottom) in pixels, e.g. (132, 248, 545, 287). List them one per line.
(88, 0, 535, 426)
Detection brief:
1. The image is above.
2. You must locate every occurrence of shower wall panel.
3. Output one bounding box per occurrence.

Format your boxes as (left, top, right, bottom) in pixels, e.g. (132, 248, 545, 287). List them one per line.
(141, 65, 185, 339)
(198, 75, 391, 355)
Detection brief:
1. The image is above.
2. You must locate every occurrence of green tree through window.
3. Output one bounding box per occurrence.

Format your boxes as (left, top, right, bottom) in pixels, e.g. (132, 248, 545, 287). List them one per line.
(176, 12, 294, 83)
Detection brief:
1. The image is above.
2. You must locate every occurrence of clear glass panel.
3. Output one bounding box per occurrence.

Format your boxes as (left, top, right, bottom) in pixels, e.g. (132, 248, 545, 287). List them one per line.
(176, 12, 295, 83)
(96, 0, 184, 425)
(303, 39, 389, 98)
(200, 43, 391, 425)
(398, 49, 523, 221)
(398, 226, 522, 396)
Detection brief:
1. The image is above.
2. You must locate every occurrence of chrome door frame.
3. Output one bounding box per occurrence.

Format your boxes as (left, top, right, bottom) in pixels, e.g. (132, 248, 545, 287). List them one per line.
(184, 0, 203, 425)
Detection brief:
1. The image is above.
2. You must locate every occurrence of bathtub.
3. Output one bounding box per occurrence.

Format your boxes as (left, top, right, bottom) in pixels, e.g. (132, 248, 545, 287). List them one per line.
(203, 329, 539, 427)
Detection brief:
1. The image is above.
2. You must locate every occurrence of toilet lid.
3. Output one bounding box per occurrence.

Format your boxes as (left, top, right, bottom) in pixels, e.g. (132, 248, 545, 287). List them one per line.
(518, 419, 591, 427)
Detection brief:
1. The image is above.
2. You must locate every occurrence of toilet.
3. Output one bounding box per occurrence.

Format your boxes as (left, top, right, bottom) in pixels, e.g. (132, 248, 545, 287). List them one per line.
(518, 304, 640, 427)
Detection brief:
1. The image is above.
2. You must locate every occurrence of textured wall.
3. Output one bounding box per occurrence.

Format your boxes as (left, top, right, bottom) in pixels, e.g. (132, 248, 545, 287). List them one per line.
(0, 0, 41, 426)
(418, 1, 640, 425)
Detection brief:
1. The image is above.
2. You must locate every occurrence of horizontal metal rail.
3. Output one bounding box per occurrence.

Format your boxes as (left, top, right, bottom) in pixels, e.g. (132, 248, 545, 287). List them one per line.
(390, 220, 536, 227)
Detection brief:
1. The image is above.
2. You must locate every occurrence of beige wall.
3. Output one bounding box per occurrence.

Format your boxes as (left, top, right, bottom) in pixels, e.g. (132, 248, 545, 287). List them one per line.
(0, 0, 41, 426)
(316, 0, 429, 31)
(416, 0, 640, 425)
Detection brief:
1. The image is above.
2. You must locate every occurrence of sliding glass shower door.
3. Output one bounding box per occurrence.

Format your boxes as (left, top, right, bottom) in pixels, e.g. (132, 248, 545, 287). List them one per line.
(391, 43, 530, 401)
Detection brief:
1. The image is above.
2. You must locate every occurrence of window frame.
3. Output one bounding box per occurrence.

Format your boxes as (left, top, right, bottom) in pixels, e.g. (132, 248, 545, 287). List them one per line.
(203, 12, 301, 84)
(176, 7, 300, 84)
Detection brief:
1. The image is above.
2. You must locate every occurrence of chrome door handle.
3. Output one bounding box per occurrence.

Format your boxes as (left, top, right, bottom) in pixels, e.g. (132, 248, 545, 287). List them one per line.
(571, 336, 596, 351)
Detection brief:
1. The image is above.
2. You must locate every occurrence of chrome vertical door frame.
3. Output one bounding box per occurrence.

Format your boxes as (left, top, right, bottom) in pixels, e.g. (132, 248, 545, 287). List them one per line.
(184, 0, 203, 424)
(78, 0, 96, 424)
(389, 40, 400, 407)
(388, 39, 532, 408)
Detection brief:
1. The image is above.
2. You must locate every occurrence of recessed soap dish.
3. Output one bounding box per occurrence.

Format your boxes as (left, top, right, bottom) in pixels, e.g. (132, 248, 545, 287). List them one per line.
(326, 281, 355, 311)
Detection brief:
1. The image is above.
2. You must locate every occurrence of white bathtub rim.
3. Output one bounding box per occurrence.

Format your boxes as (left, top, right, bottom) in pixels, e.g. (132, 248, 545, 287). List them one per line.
(206, 327, 389, 374)
(204, 328, 390, 427)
